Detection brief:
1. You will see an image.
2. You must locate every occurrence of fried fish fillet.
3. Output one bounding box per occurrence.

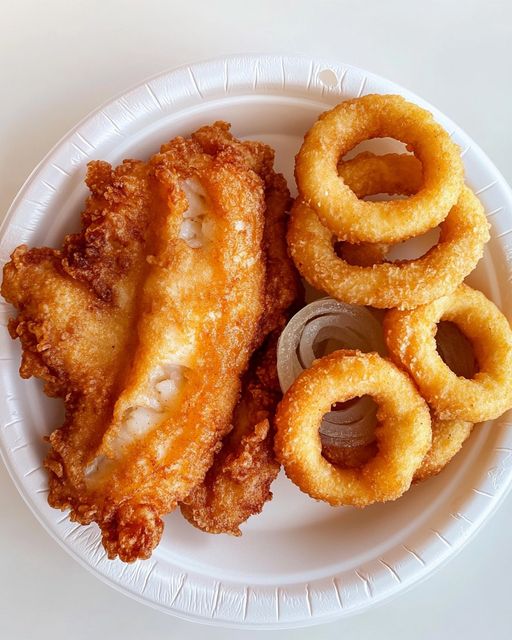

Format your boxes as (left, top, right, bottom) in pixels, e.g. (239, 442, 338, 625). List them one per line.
(180, 333, 282, 535)
(180, 132, 303, 535)
(4, 159, 154, 509)
(2, 124, 268, 561)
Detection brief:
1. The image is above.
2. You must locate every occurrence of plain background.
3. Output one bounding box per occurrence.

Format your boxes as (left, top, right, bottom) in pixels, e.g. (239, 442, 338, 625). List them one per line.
(1, 1, 511, 638)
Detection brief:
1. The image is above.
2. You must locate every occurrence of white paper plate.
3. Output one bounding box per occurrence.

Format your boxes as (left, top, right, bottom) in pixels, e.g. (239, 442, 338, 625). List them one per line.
(1, 54, 512, 629)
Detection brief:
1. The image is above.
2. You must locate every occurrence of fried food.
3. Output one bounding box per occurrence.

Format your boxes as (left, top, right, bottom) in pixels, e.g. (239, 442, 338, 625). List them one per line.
(333, 152, 420, 267)
(2, 87, 507, 557)
(180, 334, 282, 535)
(335, 240, 389, 267)
(274, 350, 431, 507)
(180, 144, 302, 535)
(384, 284, 512, 422)
(3, 158, 155, 520)
(295, 94, 464, 243)
(189, 122, 302, 343)
(2, 123, 269, 561)
(274, 301, 474, 484)
(288, 153, 489, 309)
(335, 150, 423, 197)
(413, 416, 474, 482)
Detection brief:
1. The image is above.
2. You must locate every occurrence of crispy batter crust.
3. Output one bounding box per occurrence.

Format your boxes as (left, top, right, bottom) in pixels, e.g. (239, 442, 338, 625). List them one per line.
(289, 154, 489, 309)
(295, 94, 464, 243)
(275, 350, 432, 507)
(413, 416, 473, 482)
(180, 334, 283, 534)
(180, 127, 302, 535)
(384, 284, 512, 422)
(2, 123, 271, 561)
(3, 160, 154, 519)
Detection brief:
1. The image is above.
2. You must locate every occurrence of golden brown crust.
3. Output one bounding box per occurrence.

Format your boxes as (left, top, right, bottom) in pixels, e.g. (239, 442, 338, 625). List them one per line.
(61, 160, 153, 302)
(288, 154, 490, 309)
(295, 94, 464, 243)
(384, 284, 512, 422)
(334, 241, 389, 268)
(413, 416, 473, 483)
(180, 335, 282, 535)
(275, 350, 432, 507)
(2, 160, 155, 520)
(190, 121, 276, 181)
(257, 172, 302, 341)
(179, 130, 303, 535)
(332, 152, 422, 268)
(2, 122, 271, 561)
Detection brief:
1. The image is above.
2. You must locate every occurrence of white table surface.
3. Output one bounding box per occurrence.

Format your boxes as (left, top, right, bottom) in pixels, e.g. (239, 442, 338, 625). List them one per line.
(1, 1, 511, 637)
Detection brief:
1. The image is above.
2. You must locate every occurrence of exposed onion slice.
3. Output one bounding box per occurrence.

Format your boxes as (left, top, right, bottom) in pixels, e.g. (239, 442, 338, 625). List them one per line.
(277, 299, 385, 392)
(322, 394, 376, 427)
(321, 395, 378, 447)
(298, 316, 379, 368)
(277, 299, 385, 449)
(436, 320, 477, 379)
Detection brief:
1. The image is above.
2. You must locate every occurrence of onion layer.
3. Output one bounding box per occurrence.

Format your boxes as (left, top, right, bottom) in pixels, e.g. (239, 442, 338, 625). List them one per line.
(277, 299, 385, 448)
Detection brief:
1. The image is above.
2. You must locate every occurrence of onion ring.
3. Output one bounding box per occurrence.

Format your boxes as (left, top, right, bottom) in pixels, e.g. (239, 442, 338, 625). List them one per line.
(295, 94, 464, 243)
(335, 240, 389, 267)
(413, 416, 473, 482)
(333, 152, 423, 267)
(274, 350, 431, 506)
(288, 155, 489, 309)
(412, 321, 475, 481)
(333, 152, 422, 267)
(336, 150, 423, 199)
(384, 284, 512, 422)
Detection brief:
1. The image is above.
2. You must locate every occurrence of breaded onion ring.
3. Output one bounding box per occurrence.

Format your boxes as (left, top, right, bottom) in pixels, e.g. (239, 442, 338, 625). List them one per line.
(413, 322, 475, 482)
(274, 350, 431, 506)
(335, 241, 389, 267)
(334, 152, 421, 267)
(384, 284, 512, 422)
(336, 150, 423, 198)
(295, 94, 464, 243)
(288, 156, 489, 309)
(413, 416, 473, 482)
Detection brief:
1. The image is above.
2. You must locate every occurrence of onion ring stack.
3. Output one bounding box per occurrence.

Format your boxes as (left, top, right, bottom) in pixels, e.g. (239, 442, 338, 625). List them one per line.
(295, 94, 464, 244)
(274, 93, 511, 508)
(289, 152, 489, 309)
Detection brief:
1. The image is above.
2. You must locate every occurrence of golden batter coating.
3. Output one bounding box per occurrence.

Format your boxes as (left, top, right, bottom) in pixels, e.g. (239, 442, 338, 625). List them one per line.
(384, 284, 512, 422)
(4, 159, 154, 524)
(180, 334, 282, 535)
(288, 154, 489, 310)
(180, 129, 302, 535)
(295, 94, 464, 243)
(275, 350, 432, 507)
(413, 416, 473, 482)
(2, 123, 269, 561)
